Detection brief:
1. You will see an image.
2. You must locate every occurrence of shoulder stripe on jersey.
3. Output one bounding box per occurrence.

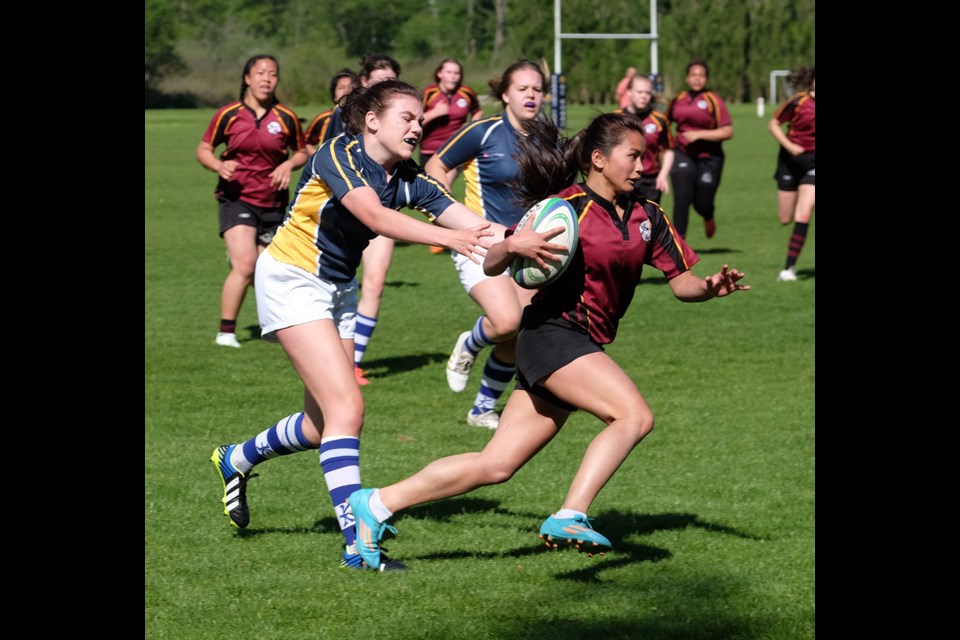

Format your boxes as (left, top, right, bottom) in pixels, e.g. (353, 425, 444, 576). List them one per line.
(438, 115, 501, 155)
(704, 92, 719, 121)
(214, 102, 243, 137)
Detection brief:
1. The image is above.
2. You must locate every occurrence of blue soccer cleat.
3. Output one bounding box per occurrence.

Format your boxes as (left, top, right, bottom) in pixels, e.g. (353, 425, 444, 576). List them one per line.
(340, 543, 407, 572)
(538, 514, 612, 556)
(348, 488, 399, 571)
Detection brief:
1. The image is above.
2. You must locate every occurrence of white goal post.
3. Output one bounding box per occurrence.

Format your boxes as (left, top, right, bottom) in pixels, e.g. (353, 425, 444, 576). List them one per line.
(551, 0, 660, 128)
(770, 70, 791, 107)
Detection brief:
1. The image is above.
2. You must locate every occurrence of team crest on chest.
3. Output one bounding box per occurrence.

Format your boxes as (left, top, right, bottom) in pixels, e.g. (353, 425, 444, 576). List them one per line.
(457, 98, 468, 109)
(640, 220, 652, 242)
(697, 100, 708, 110)
(267, 121, 283, 135)
(645, 123, 657, 134)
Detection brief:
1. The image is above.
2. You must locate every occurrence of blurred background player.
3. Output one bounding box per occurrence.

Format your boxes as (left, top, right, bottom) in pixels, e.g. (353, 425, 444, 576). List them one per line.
(304, 68, 358, 155)
(615, 66, 637, 110)
(196, 54, 308, 348)
(768, 66, 815, 282)
(615, 73, 674, 204)
(420, 57, 484, 253)
(340, 55, 402, 384)
(426, 59, 546, 429)
(665, 59, 733, 239)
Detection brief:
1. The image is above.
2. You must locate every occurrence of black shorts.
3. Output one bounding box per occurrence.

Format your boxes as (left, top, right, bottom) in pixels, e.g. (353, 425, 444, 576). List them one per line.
(774, 149, 815, 191)
(218, 197, 287, 246)
(514, 318, 604, 411)
(633, 175, 662, 204)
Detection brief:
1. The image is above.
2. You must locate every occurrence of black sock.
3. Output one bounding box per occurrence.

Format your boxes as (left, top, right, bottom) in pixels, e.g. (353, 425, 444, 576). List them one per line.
(785, 222, 809, 269)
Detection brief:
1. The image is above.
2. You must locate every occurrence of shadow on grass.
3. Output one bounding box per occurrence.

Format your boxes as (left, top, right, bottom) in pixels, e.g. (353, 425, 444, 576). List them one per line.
(358, 352, 449, 378)
(796, 267, 815, 280)
(245, 497, 762, 581)
(688, 246, 739, 255)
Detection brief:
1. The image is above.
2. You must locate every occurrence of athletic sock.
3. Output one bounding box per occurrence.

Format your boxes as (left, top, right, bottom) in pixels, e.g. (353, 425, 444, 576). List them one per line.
(354, 313, 377, 367)
(319, 436, 361, 546)
(471, 353, 515, 414)
(785, 222, 809, 269)
(464, 316, 493, 357)
(231, 413, 313, 474)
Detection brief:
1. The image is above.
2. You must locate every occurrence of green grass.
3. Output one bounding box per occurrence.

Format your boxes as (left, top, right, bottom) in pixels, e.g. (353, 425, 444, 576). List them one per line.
(145, 104, 813, 640)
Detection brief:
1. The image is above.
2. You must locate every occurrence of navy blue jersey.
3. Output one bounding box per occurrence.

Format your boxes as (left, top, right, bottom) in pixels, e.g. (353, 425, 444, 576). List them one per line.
(434, 112, 526, 226)
(269, 133, 457, 282)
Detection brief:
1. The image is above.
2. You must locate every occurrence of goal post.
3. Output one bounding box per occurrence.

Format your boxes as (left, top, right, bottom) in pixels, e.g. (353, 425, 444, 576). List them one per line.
(551, 0, 660, 129)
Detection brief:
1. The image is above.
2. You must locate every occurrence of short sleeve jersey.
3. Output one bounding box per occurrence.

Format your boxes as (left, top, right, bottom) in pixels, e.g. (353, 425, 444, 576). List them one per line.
(202, 101, 305, 208)
(666, 90, 732, 158)
(267, 133, 457, 282)
(420, 84, 482, 155)
(321, 107, 348, 143)
(522, 183, 698, 345)
(614, 107, 674, 176)
(433, 113, 526, 226)
(304, 108, 334, 147)
(775, 91, 816, 152)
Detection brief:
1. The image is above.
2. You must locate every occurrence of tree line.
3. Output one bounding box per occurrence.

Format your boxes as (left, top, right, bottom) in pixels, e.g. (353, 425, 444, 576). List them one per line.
(146, 0, 814, 108)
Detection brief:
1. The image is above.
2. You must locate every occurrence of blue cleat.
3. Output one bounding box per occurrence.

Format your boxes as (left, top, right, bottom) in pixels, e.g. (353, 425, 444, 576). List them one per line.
(348, 489, 399, 571)
(340, 543, 407, 572)
(538, 515, 611, 556)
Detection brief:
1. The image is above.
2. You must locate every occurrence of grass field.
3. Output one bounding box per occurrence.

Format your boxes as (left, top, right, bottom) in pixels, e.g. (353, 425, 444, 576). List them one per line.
(145, 103, 814, 640)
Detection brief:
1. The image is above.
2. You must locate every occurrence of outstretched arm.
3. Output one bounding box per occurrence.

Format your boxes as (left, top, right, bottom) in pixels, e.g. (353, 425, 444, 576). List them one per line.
(483, 226, 568, 277)
(668, 264, 750, 302)
(341, 188, 495, 263)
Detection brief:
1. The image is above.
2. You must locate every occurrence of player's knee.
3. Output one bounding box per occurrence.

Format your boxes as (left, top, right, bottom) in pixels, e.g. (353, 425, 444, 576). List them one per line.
(485, 310, 522, 339)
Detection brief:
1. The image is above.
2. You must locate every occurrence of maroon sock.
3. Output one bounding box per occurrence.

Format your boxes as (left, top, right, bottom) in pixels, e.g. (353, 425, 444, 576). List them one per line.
(785, 222, 809, 269)
(219, 319, 237, 334)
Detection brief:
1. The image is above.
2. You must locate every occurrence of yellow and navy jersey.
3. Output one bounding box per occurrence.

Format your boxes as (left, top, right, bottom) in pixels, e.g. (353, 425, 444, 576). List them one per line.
(434, 112, 526, 226)
(268, 133, 457, 282)
(523, 183, 698, 345)
(304, 108, 334, 146)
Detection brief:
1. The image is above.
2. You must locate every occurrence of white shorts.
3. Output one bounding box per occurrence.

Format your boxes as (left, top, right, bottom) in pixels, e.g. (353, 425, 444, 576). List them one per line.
(255, 250, 358, 343)
(451, 250, 510, 294)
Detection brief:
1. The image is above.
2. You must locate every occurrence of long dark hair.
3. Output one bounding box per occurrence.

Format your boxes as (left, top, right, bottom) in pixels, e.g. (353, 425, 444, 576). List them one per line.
(239, 54, 280, 104)
(788, 66, 815, 92)
(340, 79, 422, 135)
(511, 112, 647, 210)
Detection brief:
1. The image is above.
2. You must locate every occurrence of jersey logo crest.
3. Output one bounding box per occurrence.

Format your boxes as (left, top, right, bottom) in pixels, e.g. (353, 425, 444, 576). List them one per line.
(267, 121, 283, 135)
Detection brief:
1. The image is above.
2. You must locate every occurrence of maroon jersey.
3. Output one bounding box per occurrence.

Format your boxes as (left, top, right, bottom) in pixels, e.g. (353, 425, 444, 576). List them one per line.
(666, 90, 732, 158)
(420, 84, 482, 155)
(615, 107, 674, 176)
(304, 108, 334, 147)
(775, 91, 816, 152)
(202, 101, 305, 208)
(522, 183, 698, 345)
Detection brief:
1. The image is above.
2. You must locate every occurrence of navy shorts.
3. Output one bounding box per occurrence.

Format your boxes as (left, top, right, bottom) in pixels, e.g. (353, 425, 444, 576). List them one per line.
(218, 197, 287, 246)
(774, 149, 815, 191)
(514, 319, 604, 411)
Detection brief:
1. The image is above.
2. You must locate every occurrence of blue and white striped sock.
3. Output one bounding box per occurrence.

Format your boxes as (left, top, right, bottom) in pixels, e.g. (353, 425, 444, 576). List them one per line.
(471, 353, 515, 414)
(319, 436, 361, 546)
(354, 313, 377, 367)
(464, 316, 493, 357)
(230, 413, 313, 473)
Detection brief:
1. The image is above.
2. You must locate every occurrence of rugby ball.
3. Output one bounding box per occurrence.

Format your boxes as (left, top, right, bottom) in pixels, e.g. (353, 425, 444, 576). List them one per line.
(510, 197, 579, 289)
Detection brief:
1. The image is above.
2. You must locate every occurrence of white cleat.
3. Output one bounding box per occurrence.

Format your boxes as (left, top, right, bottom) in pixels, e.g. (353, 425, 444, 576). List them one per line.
(215, 332, 241, 348)
(446, 331, 475, 392)
(466, 410, 499, 429)
(777, 268, 798, 282)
